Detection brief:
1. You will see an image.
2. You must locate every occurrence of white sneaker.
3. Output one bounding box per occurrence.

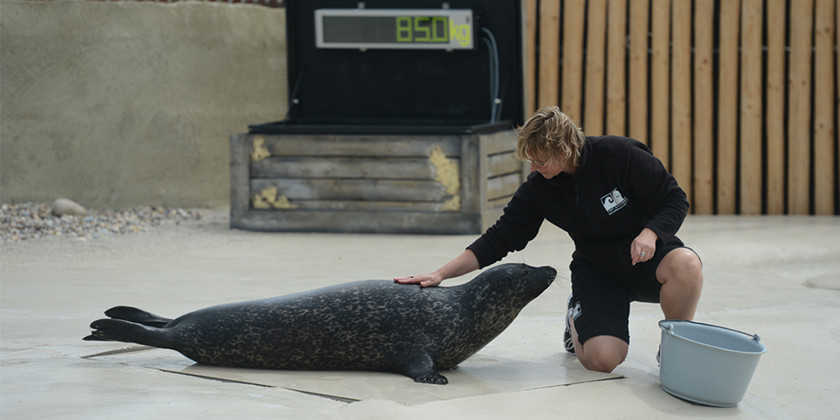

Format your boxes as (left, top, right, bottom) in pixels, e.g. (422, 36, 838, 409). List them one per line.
(564, 294, 579, 355)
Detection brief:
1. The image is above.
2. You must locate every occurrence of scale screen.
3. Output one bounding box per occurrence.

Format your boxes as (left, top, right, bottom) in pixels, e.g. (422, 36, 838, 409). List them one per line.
(315, 8, 474, 50)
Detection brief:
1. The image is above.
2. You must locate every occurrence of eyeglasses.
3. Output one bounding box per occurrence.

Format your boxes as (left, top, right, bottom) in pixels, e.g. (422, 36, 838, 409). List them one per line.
(529, 158, 551, 167)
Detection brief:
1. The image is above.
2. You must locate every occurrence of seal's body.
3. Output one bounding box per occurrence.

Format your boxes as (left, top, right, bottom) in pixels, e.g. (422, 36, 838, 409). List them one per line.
(85, 263, 556, 384)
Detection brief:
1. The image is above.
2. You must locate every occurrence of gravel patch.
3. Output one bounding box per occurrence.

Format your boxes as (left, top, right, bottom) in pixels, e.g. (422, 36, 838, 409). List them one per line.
(1, 202, 204, 243)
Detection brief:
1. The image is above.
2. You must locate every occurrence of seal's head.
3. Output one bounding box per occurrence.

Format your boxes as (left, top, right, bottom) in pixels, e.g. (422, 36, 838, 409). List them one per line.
(474, 263, 557, 302)
(460, 263, 557, 322)
(431, 263, 557, 369)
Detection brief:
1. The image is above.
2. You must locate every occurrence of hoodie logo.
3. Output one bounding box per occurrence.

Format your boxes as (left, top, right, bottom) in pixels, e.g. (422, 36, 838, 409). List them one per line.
(601, 188, 628, 215)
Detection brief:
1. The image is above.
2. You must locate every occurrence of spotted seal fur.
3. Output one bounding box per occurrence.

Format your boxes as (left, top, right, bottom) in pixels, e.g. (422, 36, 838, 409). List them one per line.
(84, 263, 556, 384)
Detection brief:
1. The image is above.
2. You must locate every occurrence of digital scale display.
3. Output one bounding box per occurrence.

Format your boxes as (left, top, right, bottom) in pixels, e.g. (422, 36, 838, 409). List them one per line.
(315, 8, 474, 50)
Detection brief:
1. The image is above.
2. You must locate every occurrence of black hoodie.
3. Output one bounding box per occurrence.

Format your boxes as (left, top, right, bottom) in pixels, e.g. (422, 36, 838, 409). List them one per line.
(467, 135, 690, 279)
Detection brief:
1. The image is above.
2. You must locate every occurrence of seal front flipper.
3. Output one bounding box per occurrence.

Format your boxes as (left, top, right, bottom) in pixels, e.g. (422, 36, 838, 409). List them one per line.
(398, 352, 448, 385)
(83, 318, 174, 349)
(104, 306, 173, 328)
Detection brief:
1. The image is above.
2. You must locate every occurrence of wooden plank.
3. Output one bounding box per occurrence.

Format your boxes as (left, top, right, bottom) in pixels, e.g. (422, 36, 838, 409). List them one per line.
(229, 134, 252, 217)
(461, 135, 482, 214)
(561, 0, 585, 124)
(487, 173, 523, 201)
(740, 0, 763, 215)
(488, 197, 512, 208)
(693, 0, 715, 215)
(788, 0, 815, 214)
(251, 157, 437, 180)
(233, 210, 481, 234)
(487, 153, 523, 178)
(261, 135, 462, 158)
(606, 0, 627, 136)
(650, 0, 671, 168)
(483, 130, 518, 155)
(814, 0, 836, 215)
(261, 200, 457, 212)
(584, 0, 607, 135)
(476, 135, 488, 215)
(524, 0, 538, 117)
(671, 0, 693, 204)
(482, 207, 507, 231)
(765, 0, 785, 214)
(717, 0, 741, 214)
(538, 0, 561, 107)
(628, 0, 649, 143)
(251, 179, 449, 203)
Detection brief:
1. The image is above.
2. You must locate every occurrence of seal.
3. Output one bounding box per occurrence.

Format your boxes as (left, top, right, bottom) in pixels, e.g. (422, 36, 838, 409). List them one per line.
(84, 263, 556, 384)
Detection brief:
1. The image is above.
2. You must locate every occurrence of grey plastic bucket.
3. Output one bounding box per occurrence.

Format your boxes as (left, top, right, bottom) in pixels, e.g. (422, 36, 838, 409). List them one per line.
(658, 320, 767, 407)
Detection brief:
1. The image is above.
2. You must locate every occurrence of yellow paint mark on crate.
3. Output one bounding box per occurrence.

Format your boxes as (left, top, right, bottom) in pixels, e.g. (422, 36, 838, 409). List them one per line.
(440, 196, 461, 211)
(253, 186, 298, 210)
(429, 146, 461, 211)
(251, 136, 270, 162)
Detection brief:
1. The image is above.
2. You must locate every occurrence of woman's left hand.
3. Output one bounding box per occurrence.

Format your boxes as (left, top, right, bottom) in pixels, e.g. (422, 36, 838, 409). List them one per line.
(631, 228, 658, 265)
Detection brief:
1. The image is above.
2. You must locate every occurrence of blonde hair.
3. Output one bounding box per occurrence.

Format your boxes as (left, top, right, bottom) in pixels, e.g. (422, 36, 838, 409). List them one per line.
(515, 106, 585, 166)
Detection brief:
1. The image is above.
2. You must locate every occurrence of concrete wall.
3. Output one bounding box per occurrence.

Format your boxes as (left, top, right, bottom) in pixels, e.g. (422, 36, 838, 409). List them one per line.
(0, 0, 287, 208)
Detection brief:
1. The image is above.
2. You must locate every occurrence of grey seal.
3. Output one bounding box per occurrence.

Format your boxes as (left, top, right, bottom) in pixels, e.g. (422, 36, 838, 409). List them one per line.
(84, 263, 556, 384)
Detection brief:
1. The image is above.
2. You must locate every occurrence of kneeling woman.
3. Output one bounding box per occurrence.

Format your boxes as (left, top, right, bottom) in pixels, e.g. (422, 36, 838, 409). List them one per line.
(395, 106, 703, 373)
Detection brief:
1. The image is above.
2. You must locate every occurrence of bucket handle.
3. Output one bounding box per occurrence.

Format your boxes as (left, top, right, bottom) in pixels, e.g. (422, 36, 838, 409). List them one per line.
(659, 320, 762, 343)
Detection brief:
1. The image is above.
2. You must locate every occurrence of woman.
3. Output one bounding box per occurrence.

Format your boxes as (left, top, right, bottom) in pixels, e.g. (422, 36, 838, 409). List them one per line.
(395, 106, 703, 373)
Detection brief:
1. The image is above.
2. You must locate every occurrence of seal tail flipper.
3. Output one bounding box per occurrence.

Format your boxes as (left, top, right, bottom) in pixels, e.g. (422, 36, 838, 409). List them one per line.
(104, 306, 173, 327)
(83, 318, 174, 349)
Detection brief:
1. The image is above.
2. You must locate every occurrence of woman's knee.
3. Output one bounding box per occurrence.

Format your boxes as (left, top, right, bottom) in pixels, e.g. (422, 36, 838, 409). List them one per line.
(659, 249, 703, 288)
(579, 337, 628, 373)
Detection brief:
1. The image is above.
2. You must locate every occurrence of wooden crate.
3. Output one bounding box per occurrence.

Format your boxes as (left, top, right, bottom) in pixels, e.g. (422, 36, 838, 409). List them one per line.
(230, 131, 527, 234)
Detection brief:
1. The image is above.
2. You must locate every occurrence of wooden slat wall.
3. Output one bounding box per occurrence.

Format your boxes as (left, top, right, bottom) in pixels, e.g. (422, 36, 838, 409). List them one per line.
(583, 0, 606, 135)
(671, 0, 693, 205)
(538, 0, 561, 108)
(717, 0, 740, 215)
(562, 0, 585, 125)
(524, 0, 538, 117)
(766, 0, 785, 214)
(527, 0, 838, 215)
(650, 0, 671, 169)
(740, 0, 763, 214)
(815, 0, 836, 215)
(788, 0, 815, 215)
(628, 0, 649, 143)
(606, 0, 627, 135)
(693, 0, 714, 214)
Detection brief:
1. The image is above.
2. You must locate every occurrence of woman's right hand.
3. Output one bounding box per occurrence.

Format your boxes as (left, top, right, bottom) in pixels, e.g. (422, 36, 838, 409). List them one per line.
(393, 250, 480, 289)
(393, 272, 444, 288)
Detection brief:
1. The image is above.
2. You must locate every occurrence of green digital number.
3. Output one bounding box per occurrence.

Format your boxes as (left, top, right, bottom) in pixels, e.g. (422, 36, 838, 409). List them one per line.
(396, 17, 412, 42)
(396, 16, 450, 43)
(414, 17, 431, 42)
(431, 17, 449, 42)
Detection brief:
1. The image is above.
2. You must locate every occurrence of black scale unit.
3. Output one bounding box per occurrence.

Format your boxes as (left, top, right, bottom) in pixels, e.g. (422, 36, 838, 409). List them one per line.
(230, 0, 527, 234)
(250, 0, 525, 134)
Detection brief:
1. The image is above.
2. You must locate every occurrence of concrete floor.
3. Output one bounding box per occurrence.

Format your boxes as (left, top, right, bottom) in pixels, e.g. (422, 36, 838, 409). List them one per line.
(2, 211, 838, 419)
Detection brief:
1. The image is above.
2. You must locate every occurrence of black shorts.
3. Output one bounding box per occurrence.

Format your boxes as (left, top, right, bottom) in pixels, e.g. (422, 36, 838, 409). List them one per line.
(569, 245, 700, 346)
